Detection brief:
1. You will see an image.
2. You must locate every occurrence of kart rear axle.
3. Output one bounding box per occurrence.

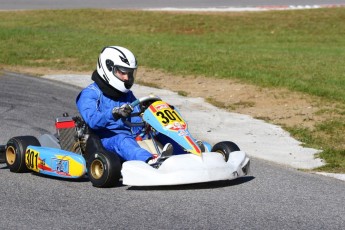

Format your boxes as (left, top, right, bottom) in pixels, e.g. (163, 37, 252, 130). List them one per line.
(0, 145, 6, 163)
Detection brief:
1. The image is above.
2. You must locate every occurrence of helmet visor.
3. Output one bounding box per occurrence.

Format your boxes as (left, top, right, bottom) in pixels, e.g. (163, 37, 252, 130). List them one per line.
(112, 66, 137, 89)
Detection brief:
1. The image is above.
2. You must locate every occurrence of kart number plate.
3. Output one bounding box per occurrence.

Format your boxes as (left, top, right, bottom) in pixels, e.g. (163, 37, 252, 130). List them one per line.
(25, 148, 40, 172)
(151, 101, 186, 130)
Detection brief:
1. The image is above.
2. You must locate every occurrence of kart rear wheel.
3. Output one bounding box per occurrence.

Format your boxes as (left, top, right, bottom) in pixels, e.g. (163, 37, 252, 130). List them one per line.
(87, 151, 121, 188)
(211, 141, 240, 162)
(6, 136, 41, 173)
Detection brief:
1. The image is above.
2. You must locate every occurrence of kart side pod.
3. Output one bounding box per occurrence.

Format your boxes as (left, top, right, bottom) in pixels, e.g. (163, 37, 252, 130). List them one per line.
(25, 145, 87, 178)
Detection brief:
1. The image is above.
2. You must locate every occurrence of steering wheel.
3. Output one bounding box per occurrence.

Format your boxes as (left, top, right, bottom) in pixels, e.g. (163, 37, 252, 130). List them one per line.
(123, 95, 162, 127)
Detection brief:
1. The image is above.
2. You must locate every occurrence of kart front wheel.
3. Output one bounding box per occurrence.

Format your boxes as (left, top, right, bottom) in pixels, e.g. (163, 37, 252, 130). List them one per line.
(6, 136, 41, 173)
(87, 151, 121, 188)
(211, 141, 240, 162)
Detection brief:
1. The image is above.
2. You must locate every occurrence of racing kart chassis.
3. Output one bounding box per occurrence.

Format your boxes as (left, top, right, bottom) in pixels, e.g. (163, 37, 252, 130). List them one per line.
(0, 96, 250, 187)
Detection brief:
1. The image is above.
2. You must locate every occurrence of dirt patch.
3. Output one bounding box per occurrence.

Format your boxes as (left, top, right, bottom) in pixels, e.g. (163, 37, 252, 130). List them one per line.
(137, 67, 339, 129)
(2, 65, 339, 129)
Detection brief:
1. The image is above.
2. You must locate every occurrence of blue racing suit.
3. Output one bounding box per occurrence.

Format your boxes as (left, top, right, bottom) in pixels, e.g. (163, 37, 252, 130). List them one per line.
(76, 82, 152, 162)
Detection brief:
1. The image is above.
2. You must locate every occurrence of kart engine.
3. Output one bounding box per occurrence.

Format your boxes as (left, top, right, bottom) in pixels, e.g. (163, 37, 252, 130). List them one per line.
(55, 114, 88, 154)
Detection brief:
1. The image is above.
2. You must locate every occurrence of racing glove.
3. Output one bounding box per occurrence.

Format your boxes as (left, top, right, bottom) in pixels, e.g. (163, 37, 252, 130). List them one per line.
(112, 104, 133, 120)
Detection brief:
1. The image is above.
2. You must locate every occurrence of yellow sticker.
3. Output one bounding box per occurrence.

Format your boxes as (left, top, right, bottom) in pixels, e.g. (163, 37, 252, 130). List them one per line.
(54, 155, 85, 177)
(150, 101, 186, 129)
(25, 148, 40, 172)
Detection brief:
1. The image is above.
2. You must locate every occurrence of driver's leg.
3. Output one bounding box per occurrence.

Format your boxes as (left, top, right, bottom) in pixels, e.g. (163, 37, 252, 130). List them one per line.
(102, 134, 153, 162)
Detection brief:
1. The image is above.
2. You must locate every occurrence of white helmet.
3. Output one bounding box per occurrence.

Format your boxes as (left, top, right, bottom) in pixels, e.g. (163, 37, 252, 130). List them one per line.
(96, 46, 138, 93)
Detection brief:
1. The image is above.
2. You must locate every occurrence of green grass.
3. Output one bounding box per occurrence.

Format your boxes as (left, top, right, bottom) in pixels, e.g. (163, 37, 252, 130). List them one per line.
(286, 119, 345, 172)
(1, 9, 345, 102)
(1, 8, 345, 172)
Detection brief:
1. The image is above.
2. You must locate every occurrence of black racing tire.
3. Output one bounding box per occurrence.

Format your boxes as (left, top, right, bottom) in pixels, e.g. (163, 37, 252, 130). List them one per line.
(211, 141, 240, 162)
(6, 136, 41, 173)
(87, 150, 121, 188)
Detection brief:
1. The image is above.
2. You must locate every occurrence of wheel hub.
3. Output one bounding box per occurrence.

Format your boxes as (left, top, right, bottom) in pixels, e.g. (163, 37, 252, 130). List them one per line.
(90, 159, 104, 179)
(6, 146, 16, 165)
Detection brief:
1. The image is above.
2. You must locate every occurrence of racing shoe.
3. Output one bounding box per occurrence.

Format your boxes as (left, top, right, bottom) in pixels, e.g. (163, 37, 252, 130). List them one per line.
(196, 140, 205, 152)
(147, 155, 164, 168)
(148, 143, 174, 168)
(161, 143, 173, 158)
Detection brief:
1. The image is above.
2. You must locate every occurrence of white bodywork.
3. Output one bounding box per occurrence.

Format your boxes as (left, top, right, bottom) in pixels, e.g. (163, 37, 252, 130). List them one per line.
(121, 151, 250, 186)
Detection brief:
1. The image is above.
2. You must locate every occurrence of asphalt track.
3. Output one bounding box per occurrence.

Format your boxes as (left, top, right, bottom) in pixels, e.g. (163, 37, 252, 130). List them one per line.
(1, 72, 345, 229)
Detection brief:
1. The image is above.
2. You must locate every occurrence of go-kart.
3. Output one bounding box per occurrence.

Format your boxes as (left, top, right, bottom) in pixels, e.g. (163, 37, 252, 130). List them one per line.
(0, 95, 250, 187)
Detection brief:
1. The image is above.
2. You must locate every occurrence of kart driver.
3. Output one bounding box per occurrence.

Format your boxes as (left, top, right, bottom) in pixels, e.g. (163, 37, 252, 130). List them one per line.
(76, 46, 172, 164)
